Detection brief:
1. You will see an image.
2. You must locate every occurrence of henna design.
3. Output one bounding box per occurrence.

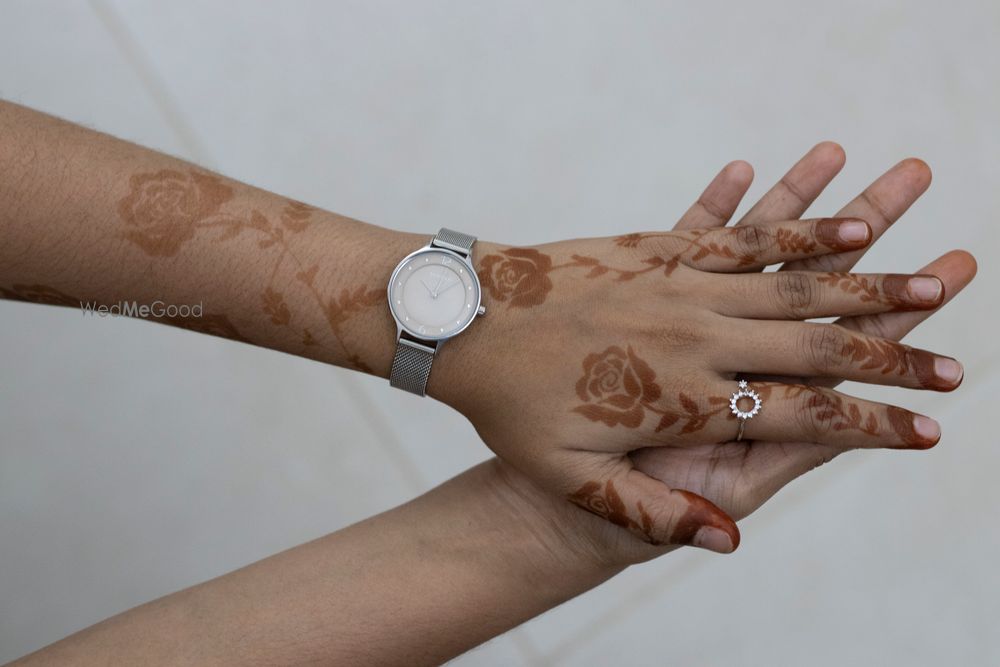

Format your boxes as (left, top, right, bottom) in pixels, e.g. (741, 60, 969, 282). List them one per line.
(886, 405, 934, 449)
(838, 334, 942, 389)
(571, 344, 730, 435)
(568, 480, 738, 548)
(484, 222, 836, 309)
(118, 171, 380, 370)
(572, 345, 661, 428)
(0, 284, 80, 307)
(775, 228, 816, 254)
(783, 385, 880, 436)
(816, 272, 916, 308)
(478, 247, 553, 307)
(668, 488, 739, 549)
(261, 288, 292, 325)
(324, 286, 385, 330)
(118, 169, 234, 257)
(568, 479, 658, 544)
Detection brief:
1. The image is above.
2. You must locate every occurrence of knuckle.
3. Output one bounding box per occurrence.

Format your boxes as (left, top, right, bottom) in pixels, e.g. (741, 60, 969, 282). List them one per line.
(801, 324, 847, 373)
(772, 272, 816, 313)
(793, 387, 838, 440)
(648, 315, 708, 350)
(733, 225, 772, 255)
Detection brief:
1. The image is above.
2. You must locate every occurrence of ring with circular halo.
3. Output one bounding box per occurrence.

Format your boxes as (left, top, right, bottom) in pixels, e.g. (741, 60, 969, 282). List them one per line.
(730, 379, 762, 441)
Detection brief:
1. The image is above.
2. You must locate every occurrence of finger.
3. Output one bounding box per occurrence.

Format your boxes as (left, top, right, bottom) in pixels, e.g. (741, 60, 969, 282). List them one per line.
(567, 461, 739, 553)
(781, 158, 933, 273)
(674, 160, 754, 231)
(721, 251, 974, 509)
(737, 141, 846, 225)
(695, 382, 941, 450)
(674, 217, 870, 272)
(720, 321, 963, 392)
(712, 271, 944, 319)
(834, 249, 978, 347)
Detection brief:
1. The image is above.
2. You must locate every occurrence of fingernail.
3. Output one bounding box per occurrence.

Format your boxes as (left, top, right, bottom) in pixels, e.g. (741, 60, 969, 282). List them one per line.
(934, 357, 964, 385)
(907, 276, 943, 303)
(692, 526, 734, 553)
(837, 220, 871, 244)
(913, 415, 941, 444)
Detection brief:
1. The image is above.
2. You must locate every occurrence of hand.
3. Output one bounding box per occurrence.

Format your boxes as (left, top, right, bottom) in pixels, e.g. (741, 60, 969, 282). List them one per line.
(433, 145, 967, 554)
(629, 144, 976, 546)
(481, 144, 975, 568)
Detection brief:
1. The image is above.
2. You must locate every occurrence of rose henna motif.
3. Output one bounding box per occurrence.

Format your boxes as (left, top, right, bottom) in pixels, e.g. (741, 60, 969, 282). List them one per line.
(572, 345, 661, 428)
(571, 344, 729, 434)
(478, 247, 554, 307)
(118, 169, 234, 257)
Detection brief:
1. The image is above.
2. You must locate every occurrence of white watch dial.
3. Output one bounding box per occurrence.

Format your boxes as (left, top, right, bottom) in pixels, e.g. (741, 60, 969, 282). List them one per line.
(389, 249, 480, 340)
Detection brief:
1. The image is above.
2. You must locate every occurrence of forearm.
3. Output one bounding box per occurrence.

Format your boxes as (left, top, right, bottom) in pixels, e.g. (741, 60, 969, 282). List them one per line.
(10, 460, 621, 667)
(0, 99, 435, 376)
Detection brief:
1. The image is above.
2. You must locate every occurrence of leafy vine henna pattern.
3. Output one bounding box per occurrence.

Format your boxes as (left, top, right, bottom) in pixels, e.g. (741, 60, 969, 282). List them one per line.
(816, 272, 938, 309)
(782, 385, 880, 437)
(116, 169, 383, 371)
(839, 333, 955, 391)
(478, 218, 865, 309)
(568, 345, 935, 447)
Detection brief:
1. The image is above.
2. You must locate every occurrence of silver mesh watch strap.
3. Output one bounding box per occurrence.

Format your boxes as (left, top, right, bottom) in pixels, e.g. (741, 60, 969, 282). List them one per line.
(389, 337, 436, 396)
(431, 228, 476, 257)
(389, 228, 476, 396)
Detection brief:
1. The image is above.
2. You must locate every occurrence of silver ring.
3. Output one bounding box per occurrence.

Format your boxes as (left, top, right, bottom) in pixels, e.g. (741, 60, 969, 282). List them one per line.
(730, 380, 762, 441)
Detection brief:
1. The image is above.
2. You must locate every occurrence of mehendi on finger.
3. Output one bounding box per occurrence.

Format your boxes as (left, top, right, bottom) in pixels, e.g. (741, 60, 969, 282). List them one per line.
(567, 479, 659, 545)
(839, 334, 947, 389)
(816, 272, 919, 308)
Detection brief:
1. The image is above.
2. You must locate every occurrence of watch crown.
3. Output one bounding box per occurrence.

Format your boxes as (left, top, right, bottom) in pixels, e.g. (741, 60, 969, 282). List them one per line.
(477, 305, 486, 316)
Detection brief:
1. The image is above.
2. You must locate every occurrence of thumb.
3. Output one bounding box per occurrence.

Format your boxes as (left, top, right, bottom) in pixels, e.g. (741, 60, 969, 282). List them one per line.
(568, 466, 740, 554)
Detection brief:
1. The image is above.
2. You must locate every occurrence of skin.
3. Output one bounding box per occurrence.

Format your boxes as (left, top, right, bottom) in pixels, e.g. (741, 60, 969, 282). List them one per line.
(0, 100, 976, 662)
(0, 102, 972, 556)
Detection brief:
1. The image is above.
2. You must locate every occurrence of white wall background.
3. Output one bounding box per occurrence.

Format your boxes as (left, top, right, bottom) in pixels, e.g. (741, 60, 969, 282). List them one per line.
(0, 1, 997, 664)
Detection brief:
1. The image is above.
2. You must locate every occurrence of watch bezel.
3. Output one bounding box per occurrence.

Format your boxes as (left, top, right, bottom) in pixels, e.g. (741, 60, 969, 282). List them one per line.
(387, 245, 482, 342)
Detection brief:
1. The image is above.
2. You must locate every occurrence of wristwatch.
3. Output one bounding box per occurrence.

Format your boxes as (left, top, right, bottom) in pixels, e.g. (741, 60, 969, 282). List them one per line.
(387, 228, 486, 396)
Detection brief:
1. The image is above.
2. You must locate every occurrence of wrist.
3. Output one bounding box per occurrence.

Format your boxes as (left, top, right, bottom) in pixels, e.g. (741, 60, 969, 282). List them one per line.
(475, 458, 630, 579)
(423, 239, 513, 411)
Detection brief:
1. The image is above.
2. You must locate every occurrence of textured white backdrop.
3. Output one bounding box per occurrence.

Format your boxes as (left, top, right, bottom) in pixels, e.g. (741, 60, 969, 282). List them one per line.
(0, 1, 997, 664)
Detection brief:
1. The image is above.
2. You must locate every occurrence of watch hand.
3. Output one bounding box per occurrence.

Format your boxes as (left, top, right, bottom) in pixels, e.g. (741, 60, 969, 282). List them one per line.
(437, 279, 461, 295)
(432, 270, 447, 295)
(419, 278, 435, 296)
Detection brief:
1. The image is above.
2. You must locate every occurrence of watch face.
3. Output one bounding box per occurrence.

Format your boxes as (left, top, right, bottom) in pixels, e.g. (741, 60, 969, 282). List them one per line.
(388, 248, 481, 340)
